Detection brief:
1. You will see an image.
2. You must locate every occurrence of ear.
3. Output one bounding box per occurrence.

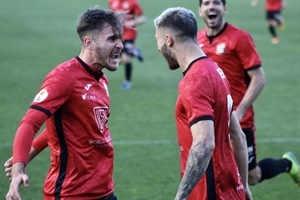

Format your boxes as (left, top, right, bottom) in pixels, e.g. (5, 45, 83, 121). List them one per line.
(198, 7, 203, 17)
(166, 34, 174, 47)
(84, 37, 93, 49)
(224, 6, 228, 14)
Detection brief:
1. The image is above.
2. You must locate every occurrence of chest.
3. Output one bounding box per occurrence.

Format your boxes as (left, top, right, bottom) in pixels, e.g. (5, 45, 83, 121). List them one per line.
(66, 77, 110, 111)
(199, 36, 236, 59)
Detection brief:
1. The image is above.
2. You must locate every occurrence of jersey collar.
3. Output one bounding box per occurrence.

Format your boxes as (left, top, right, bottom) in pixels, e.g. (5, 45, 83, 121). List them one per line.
(206, 22, 228, 42)
(183, 56, 208, 76)
(75, 56, 103, 81)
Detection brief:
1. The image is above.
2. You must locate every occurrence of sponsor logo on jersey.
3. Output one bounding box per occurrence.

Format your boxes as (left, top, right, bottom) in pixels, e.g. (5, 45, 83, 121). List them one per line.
(82, 93, 96, 101)
(84, 83, 92, 90)
(88, 135, 112, 148)
(33, 88, 48, 103)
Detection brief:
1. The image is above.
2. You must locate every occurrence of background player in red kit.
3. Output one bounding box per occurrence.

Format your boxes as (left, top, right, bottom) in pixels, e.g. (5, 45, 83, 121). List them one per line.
(197, 0, 300, 187)
(251, 0, 286, 44)
(6, 7, 123, 200)
(109, 0, 146, 90)
(154, 7, 252, 200)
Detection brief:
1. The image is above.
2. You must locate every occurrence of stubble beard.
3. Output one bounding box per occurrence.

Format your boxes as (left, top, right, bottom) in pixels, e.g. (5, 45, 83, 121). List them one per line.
(161, 44, 180, 70)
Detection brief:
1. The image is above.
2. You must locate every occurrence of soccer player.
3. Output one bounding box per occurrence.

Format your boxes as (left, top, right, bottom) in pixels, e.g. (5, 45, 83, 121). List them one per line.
(5, 7, 123, 200)
(154, 7, 252, 200)
(251, 0, 286, 44)
(109, 0, 146, 90)
(197, 0, 300, 187)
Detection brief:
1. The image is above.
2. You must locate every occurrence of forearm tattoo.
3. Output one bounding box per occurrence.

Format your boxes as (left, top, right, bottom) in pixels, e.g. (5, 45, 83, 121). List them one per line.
(176, 140, 212, 199)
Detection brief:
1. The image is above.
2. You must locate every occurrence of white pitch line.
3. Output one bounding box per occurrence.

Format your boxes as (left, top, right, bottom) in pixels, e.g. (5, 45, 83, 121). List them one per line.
(0, 137, 299, 148)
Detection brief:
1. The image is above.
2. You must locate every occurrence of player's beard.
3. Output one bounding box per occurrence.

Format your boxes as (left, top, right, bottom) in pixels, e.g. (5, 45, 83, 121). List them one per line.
(94, 46, 119, 72)
(161, 43, 179, 70)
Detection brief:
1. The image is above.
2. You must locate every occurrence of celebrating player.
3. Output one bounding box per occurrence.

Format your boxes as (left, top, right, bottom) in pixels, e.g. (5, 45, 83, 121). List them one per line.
(154, 7, 252, 200)
(6, 7, 123, 200)
(197, 0, 299, 187)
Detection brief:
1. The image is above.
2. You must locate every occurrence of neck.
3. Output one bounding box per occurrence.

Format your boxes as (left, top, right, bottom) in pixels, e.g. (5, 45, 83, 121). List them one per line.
(78, 51, 103, 72)
(206, 21, 226, 37)
(175, 41, 206, 72)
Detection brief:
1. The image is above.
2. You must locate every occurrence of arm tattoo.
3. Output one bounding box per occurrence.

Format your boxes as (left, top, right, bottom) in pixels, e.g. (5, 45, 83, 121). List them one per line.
(176, 140, 212, 199)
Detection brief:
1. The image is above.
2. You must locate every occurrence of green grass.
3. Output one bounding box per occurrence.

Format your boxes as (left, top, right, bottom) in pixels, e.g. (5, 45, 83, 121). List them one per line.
(0, 0, 299, 199)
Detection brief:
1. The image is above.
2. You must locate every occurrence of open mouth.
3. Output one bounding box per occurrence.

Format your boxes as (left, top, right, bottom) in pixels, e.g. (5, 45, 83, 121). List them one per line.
(208, 14, 217, 20)
(110, 52, 120, 59)
(111, 54, 119, 59)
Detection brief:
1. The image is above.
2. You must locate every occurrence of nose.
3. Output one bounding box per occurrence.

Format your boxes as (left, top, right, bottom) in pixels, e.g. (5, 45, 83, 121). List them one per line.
(116, 40, 124, 50)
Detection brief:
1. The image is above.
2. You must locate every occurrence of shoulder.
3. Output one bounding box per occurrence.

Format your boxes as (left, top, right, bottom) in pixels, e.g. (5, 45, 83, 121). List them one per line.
(46, 58, 79, 83)
(197, 28, 206, 36)
(197, 28, 206, 41)
(227, 23, 252, 38)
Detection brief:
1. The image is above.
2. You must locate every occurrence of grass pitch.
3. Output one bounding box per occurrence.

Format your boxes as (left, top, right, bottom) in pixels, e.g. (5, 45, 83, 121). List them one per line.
(0, 0, 299, 199)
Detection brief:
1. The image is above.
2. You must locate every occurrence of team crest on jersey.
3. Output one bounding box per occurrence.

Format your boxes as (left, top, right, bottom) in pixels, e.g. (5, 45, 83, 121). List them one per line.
(216, 43, 226, 54)
(93, 106, 110, 134)
(33, 88, 48, 103)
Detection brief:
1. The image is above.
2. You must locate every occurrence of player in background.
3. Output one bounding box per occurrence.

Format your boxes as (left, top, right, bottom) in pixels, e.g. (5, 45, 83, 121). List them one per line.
(251, 0, 286, 44)
(197, 0, 300, 187)
(109, 0, 146, 90)
(154, 7, 252, 200)
(5, 7, 123, 200)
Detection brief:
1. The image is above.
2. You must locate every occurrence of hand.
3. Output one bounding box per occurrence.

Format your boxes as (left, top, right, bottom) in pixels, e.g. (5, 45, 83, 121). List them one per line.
(123, 20, 136, 28)
(244, 186, 253, 200)
(4, 157, 13, 181)
(235, 105, 247, 122)
(6, 162, 29, 200)
(115, 11, 133, 24)
(235, 109, 244, 122)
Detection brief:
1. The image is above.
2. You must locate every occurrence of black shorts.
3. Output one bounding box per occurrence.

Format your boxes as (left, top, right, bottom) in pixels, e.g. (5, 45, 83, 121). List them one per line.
(122, 40, 135, 56)
(243, 128, 257, 171)
(266, 11, 282, 23)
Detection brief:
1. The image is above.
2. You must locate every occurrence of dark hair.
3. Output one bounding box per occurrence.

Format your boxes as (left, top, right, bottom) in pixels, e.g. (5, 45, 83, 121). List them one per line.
(76, 7, 123, 41)
(154, 7, 198, 40)
(199, 0, 226, 6)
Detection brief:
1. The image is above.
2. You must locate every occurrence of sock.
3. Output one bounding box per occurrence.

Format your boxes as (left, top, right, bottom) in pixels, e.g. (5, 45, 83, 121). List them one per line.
(268, 25, 277, 38)
(125, 62, 132, 82)
(258, 158, 292, 182)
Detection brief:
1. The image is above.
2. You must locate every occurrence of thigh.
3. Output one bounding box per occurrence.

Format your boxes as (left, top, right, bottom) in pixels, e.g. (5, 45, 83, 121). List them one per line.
(122, 40, 135, 55)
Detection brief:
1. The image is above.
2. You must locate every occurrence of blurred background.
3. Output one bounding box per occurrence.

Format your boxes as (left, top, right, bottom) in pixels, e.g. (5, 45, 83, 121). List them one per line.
(0, 0, 299, 199)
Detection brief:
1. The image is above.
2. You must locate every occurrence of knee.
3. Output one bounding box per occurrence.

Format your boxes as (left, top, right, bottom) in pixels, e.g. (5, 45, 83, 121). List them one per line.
(248, 167, 262, 185)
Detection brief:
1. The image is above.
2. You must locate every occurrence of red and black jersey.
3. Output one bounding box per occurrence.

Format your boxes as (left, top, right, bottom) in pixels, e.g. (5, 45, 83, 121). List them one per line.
(266, 0, 283, 11)
(197, 23, 262, 129)
(176, 57, 245, 200)
(27, 57, 114, 199)
(109, 0, 143, 40)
